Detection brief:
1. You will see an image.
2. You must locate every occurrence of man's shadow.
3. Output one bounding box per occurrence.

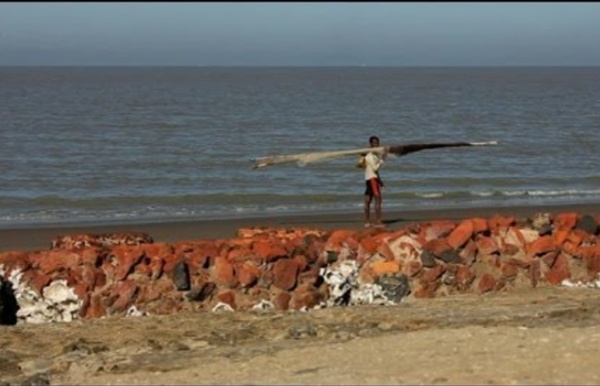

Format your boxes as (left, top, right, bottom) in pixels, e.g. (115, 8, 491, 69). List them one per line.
(282, 215, 467, 227)
(282, 217, 406, 226)
(382, 218, 403, 225)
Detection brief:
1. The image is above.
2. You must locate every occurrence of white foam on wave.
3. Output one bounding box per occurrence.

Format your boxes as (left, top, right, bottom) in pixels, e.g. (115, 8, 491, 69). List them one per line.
(416, 192, 444, 198)
(527, 189, 600, 197)
(503, 190, 527, 197)
(472, 191, 495, 197)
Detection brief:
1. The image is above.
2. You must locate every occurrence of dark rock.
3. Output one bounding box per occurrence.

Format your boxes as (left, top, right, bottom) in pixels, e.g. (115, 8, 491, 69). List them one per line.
(0, 278, 18, 326)
(171, 261, 190, 291)
(420, 250, 437, 268)
(326, 251, 339, 264)
(537, 223, 553, 237)
(438, 249, 461, 264)
(332, 285, 352, 307)
(0, 281, 3, 323)
(576, 214, 599, 235)
(186, 282, 216, 302)
(376, 273, 411, 303)
(288, 323, 317, 339)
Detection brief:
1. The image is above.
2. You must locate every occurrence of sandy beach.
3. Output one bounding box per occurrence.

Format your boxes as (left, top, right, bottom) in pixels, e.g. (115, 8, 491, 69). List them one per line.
(5, 286, 600, 385)
(1, 201, 599, 252)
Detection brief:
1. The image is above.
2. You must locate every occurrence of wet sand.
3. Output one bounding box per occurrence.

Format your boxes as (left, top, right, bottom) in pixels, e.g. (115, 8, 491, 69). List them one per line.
(1, 202, 599, 252)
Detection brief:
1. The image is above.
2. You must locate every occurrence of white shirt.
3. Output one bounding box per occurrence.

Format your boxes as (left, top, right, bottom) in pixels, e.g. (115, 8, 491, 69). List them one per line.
(364, 152, 383, 180)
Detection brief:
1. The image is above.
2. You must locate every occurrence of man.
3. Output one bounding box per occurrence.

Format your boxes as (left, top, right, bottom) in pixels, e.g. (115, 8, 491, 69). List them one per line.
(364, 135, 387, 228)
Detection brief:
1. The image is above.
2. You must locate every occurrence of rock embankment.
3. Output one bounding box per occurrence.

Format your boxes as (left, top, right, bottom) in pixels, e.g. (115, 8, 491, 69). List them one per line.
(1, 211, 599, 324)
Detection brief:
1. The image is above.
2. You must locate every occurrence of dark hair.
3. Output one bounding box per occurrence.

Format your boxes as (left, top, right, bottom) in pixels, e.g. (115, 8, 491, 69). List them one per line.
(369, 136, 379, 144)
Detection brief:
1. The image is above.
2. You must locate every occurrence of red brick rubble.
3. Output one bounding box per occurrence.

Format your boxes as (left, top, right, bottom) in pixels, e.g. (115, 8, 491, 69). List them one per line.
(1, 212, 599, 320)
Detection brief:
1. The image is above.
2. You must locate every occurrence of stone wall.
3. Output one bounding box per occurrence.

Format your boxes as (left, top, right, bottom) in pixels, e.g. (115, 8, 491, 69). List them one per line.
(1, 211, 599, 324)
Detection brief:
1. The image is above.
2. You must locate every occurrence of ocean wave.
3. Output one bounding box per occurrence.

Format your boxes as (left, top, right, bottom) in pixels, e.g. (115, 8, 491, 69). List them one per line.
(1, 187, 600, 226)
(2, 188, 600, 208)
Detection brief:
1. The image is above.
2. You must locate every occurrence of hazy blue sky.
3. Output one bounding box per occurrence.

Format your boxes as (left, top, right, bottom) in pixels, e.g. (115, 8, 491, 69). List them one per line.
(1, 2, 599, 66)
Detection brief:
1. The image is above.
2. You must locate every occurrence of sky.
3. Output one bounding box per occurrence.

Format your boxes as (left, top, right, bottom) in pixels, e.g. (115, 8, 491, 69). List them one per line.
(1, 2, 599, 66)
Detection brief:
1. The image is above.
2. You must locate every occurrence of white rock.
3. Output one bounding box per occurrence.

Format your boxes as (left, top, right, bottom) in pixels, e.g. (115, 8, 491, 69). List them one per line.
(319, 259, 396, 309)
(126, 305, 150, 317)
(43, 280, 75, 304)
(519, 228, 541, 244)
(560, 275, 600, 289)
(211, 302, 234, 313)
(388, 235, 422, 261)
(561, 279, 577, 288)
(251, 299, 274, 311)
(4, 268, 83, 324)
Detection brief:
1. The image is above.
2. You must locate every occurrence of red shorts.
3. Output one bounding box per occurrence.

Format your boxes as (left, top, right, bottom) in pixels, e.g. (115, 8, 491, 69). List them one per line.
(365, 178, 382, 198)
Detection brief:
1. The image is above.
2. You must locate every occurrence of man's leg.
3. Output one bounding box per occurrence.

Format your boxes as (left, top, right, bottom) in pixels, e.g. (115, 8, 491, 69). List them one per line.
(367, 177, 384, 227)
(374, 196, 383, 225)
(364, 195, 372, 226)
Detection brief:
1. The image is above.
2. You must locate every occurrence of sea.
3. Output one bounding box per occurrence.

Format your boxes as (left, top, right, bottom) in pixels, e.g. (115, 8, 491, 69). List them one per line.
(1, 66, 599, 228)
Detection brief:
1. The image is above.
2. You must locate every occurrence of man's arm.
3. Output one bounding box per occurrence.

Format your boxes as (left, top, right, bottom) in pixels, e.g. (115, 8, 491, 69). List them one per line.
(366, 153, 384, 172)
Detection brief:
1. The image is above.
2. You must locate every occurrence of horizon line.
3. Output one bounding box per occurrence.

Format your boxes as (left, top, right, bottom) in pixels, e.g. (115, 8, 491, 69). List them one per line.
(1, 64, 599, 68)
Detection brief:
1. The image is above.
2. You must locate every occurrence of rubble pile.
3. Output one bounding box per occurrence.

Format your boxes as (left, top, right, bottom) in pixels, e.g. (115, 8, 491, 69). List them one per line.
(1, 211, 599, 324)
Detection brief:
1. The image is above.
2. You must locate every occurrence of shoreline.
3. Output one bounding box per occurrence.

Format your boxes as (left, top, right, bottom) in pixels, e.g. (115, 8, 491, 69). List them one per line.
(1, 201, 599, 252)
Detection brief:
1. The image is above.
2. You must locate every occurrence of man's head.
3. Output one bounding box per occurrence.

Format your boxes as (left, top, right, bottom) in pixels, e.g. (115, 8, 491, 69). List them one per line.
(369, 136, 380, 147)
